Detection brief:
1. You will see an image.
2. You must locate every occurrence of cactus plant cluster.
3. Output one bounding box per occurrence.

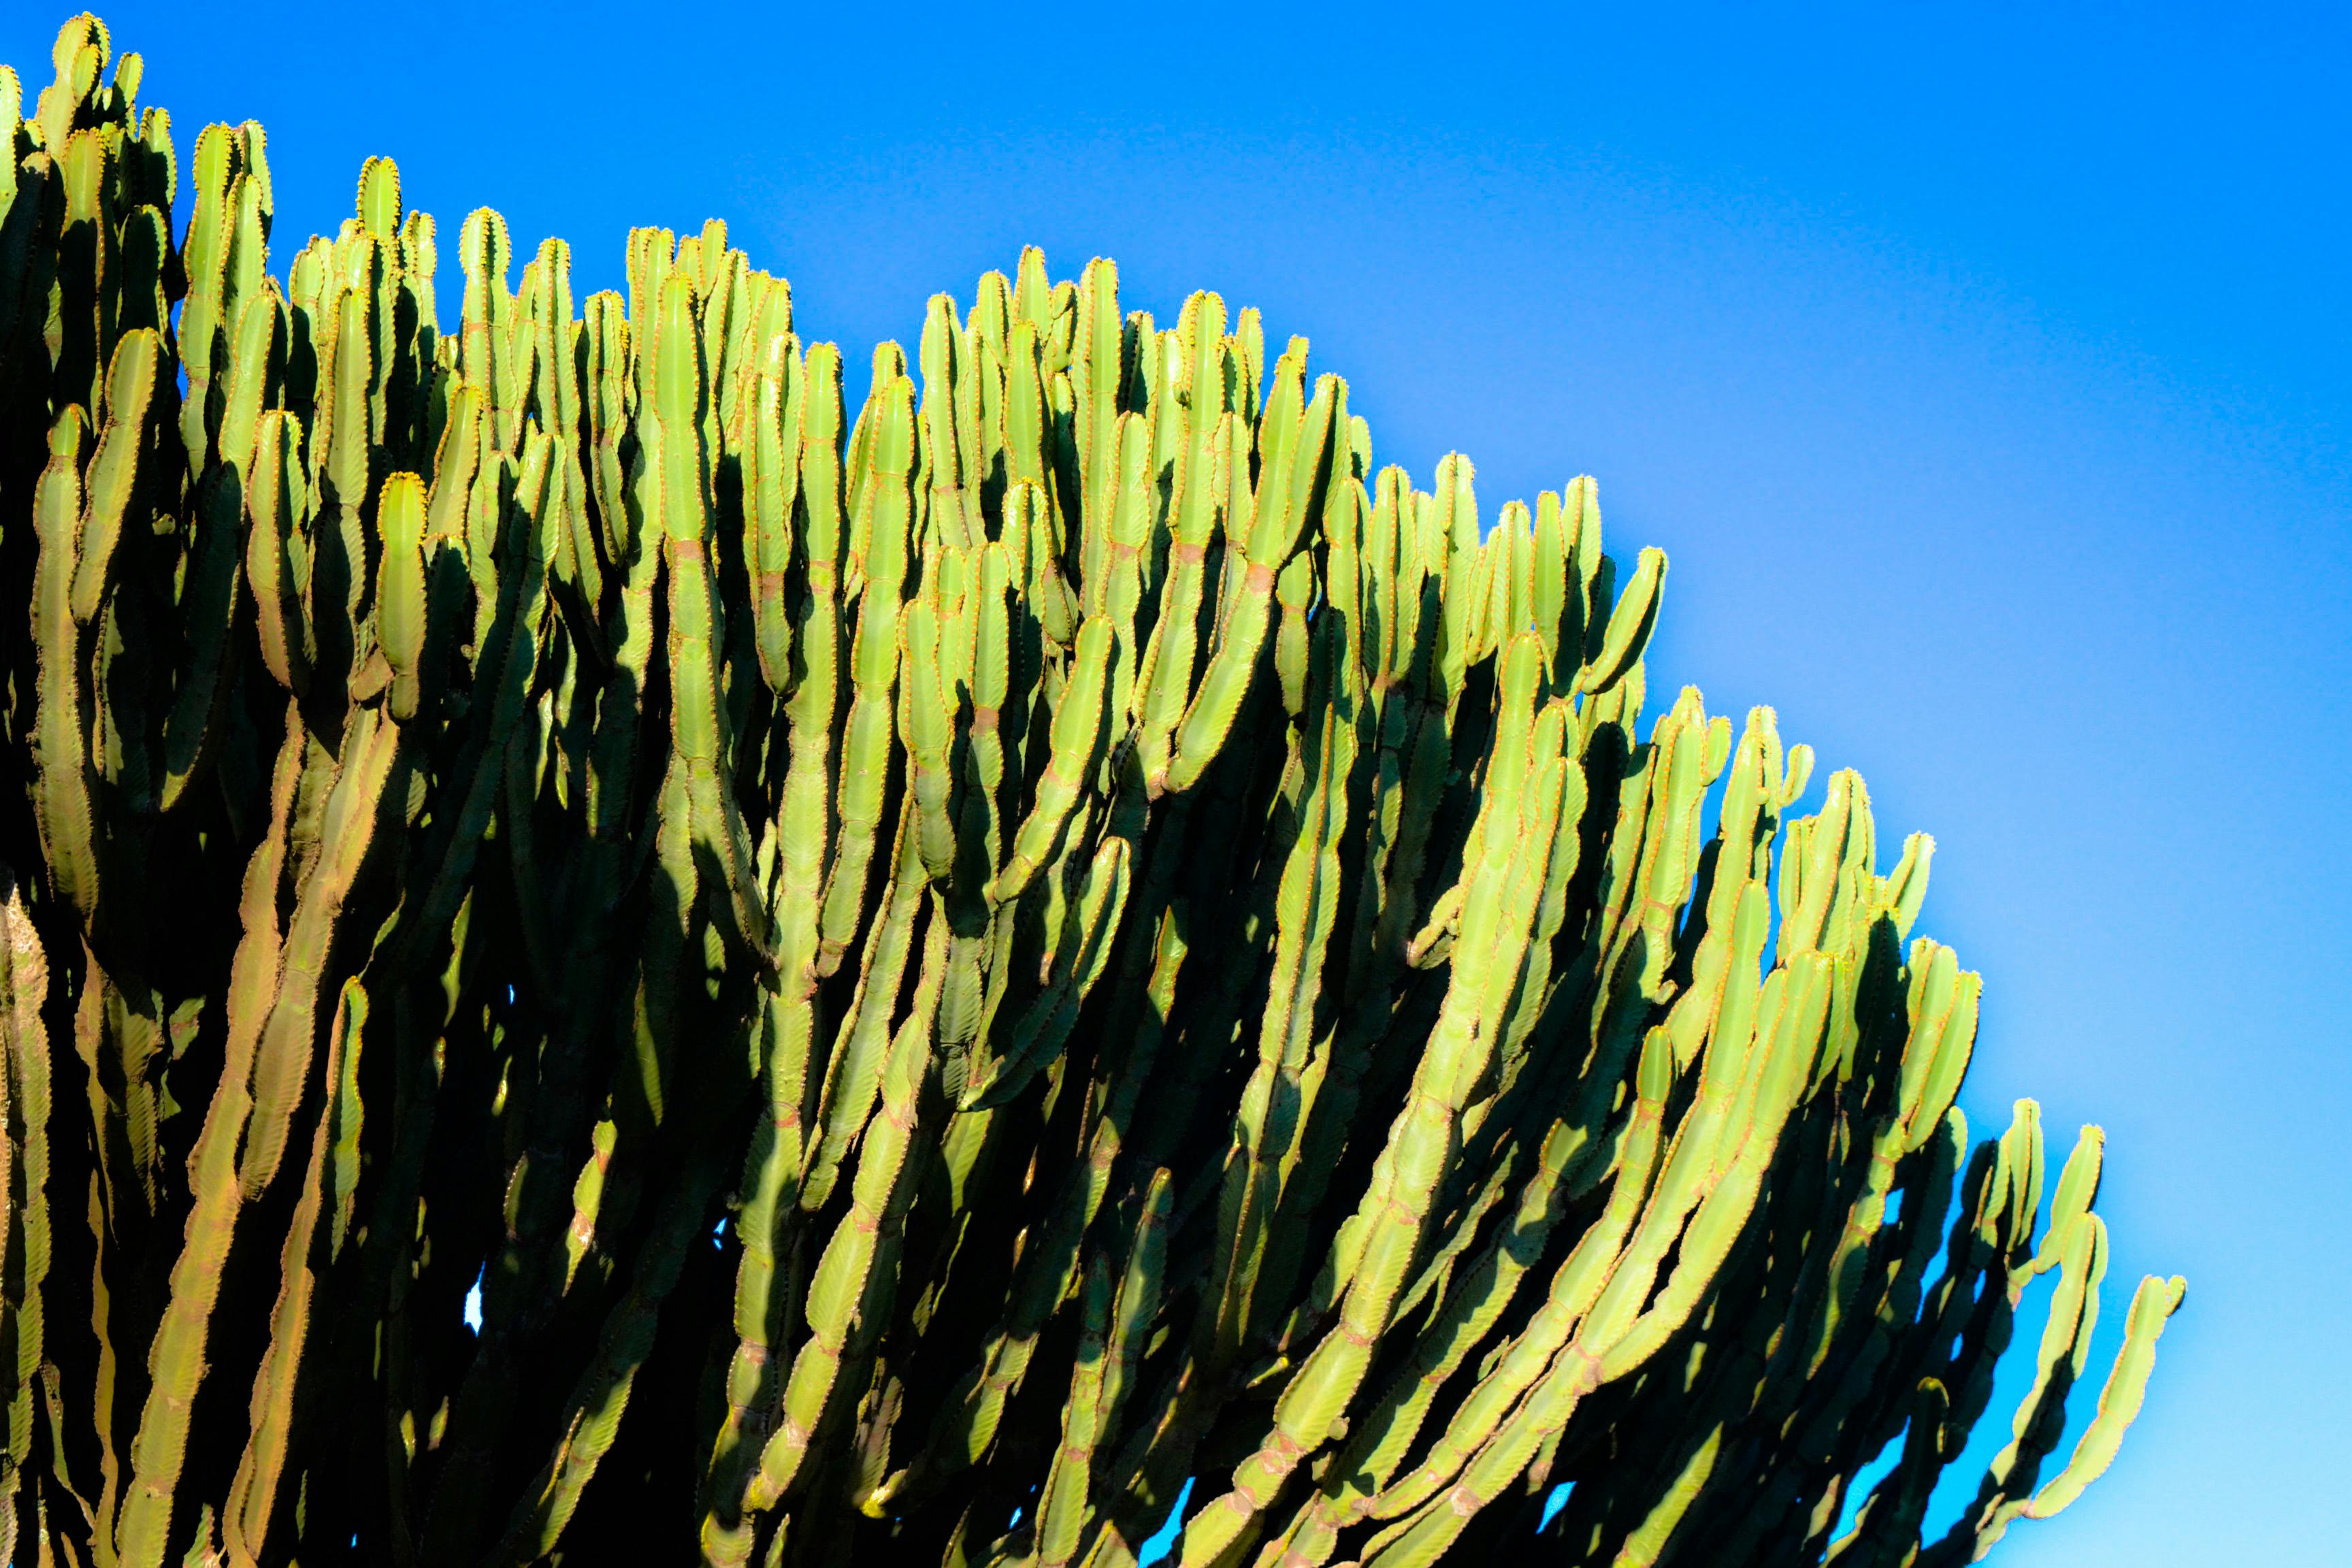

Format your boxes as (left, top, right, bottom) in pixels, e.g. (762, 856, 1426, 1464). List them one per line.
(0, 15, 2183, 1568)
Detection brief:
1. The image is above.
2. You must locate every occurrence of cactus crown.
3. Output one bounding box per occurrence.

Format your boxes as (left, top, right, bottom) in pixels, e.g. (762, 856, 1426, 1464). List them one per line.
(0, 14, 2178, 1567)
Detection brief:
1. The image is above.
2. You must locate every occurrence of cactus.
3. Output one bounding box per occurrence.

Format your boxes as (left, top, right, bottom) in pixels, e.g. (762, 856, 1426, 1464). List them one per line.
(0, 16, 2180, 1567)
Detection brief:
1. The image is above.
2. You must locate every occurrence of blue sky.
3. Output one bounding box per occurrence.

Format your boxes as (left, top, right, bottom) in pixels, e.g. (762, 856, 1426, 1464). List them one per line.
(10, 3, 2345, 1561)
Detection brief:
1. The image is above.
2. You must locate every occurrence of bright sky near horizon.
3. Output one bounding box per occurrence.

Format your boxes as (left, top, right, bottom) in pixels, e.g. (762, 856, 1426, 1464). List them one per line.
(6, 4, 2344, 1562)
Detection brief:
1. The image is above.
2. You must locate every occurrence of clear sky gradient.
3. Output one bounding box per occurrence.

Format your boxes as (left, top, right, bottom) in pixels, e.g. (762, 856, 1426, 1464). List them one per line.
(7, 4, 2343, 1562)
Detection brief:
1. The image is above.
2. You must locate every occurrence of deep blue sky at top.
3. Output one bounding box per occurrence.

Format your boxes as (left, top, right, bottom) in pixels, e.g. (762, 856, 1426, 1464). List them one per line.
(6, 3, 2345, 1562)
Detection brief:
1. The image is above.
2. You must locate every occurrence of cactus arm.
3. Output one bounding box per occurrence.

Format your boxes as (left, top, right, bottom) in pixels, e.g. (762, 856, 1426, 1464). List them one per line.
(1362, 1030, 1672, 1531)
(173, 121, 239, 474)
(703, 342, 848, 1536)
(73, 326, 160, 621)
(1575, 545, 1666, 698)
(801, 806, 924, 1211)
(1072, 259, 1122, 581)
(2021, 1273, 2187, 1518)
(902, 598, 960, 881)
(818, 372, 915, 975)
(1154, 374, 1337, 798)
(1175, 653, 1569, 1567)
(1134, 408, 1234, 785)
(745, 330, 804, 693)
(1824, 1380, 1950, 1567)
(989, 615, 1114, 906)
(1032, 1252, 1116, 1568)
(1926, 1247, 2183, 1564)
(745, 921, 943, 1515)
(652, 273, 773, 972)
(920, 293, 982, 555)
(490, 1141, 734, 1566)
(154, 461, 250, 809)
(402, 431, 554, 962)
(29, 408, 100, 930)
(1336, 1054, 1669, 1544)
(1200, 704, 1356, 1371)
(110, 711, 305, 1568)
(220, 977, 359, 1563)
(1368, 885, 1797, 1546)
(235, 705, 404, 1200)
(244, 408, 314, 693)
(902, 894, 1186, 1512)
(987, 829, 1135, 1100)
(930, 539, 1013, 1100)
(0, 871, 55, 1508)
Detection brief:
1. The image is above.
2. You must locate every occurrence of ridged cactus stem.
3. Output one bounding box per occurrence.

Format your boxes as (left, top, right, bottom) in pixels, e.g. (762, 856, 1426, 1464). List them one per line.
(119, 703, 405, 1568)
(818, 372, 915, 975)
(745, 919, 945, 1516)
(0, 871, 54, 1520)
(654, 273, 772, 971)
